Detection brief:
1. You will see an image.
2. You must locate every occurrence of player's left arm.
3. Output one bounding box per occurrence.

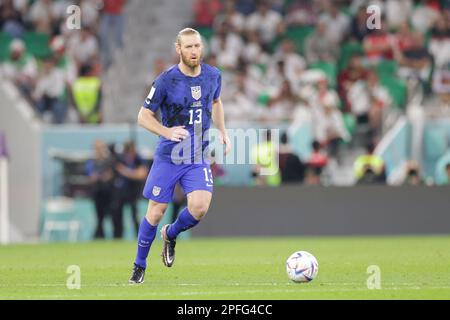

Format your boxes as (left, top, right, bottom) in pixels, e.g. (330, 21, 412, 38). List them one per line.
(212, 97, 231, 155)
(116, 163, 148, 181)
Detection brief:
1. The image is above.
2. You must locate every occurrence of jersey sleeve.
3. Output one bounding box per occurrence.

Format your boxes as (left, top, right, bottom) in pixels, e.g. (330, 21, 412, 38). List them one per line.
(213, 72, 222, 101)
(143, 74, 166, 112)
(85, 159, 94, 176)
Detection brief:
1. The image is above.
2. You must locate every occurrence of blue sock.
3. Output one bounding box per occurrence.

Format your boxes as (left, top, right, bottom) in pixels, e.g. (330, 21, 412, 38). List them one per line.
(166, 208, 199, 240)
(134, 218, 157, 268)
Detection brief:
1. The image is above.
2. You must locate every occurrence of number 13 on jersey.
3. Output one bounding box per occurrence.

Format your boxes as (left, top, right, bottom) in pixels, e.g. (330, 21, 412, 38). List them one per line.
(189, 109, 202, 124)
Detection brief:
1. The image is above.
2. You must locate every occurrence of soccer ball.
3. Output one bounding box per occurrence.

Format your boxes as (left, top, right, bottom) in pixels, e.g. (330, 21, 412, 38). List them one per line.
(286, 251, 319, 283)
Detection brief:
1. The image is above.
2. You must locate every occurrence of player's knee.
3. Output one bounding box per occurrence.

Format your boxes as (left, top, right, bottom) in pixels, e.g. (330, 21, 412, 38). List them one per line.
(145, 204, 167, 225)
(188, 201, 209, 219)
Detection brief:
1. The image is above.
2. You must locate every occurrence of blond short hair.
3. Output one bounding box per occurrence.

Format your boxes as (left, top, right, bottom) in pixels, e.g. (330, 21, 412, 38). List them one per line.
(176, 28, 201, 45)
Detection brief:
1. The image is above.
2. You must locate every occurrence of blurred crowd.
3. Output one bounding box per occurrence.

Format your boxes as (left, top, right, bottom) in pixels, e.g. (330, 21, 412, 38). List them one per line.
(86, 139, 146, 238)
(186, 0, 450, 185)
(0, 0, 127, 124)
(2, 0, 450, 187)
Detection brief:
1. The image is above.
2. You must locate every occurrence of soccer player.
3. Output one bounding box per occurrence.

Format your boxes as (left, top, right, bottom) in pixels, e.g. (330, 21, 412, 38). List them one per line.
(129, 28, 231, 284)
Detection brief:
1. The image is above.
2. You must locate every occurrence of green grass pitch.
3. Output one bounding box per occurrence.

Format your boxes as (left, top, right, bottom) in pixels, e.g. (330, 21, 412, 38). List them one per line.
(1, 236, 449, 299)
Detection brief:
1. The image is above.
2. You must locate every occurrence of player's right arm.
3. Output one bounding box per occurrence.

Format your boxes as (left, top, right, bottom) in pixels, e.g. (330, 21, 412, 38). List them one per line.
(139, 75, 189, 142)
(138, 107, 188, 142)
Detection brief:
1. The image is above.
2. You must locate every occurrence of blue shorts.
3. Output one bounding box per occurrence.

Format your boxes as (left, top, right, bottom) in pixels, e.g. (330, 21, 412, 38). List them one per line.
(143, 158, 213, 203)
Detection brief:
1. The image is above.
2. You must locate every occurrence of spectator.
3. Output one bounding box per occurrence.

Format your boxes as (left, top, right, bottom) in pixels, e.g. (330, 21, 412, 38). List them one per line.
(445, 163, 450, 185)
(385, 0, 413, 30)
(80, 0, 101, 30)
(67, 27, 100, 70)
(356, 165, 383, 185)
(308, 140, 329, 170)
(411, 0, 441, 34)
(245, 0, 285, 48)
(241, 31, 268, 65)
(49, 35, 78, 86)
(432, 67, 450, 106)
(349, 5, 371, 42)
(111, 141, 148, 238)
(209, 21, 244, 70)
(223, 70, 255, 124)
(285, 0, 319, 27)
(213, 0, 245, 34)
(265, 79, 297, 123)
(394, 26, 432, 85)
(100, 0, 127, 70)
(273, 39, 307, 88)
(71, 64, 102, 124)
(318, 1, 350, 45)
(313, 100, 350, 161)
(0, 0, 25, 38)
(1, 39, 37, 102)
(353, 143, 385, 183)
(29, 0, 58, 34)
(251, 130, 281, 187)
(338, 53, 368, 112)
(305, 20, 340, 64)
(193, 0, 222, 27)
(32, 57, 67, 124)
(279, 132, 305, 184)
(234, 0, 257, 16)
(402, 161, 424, 186)
(363, 21, 395, 64)
(85, 140, 114, 239)
(304, 167, 322, 186)
(429, 14, 450, 69)
(310, 78, 349, 159)
(347, 70, 392, 141)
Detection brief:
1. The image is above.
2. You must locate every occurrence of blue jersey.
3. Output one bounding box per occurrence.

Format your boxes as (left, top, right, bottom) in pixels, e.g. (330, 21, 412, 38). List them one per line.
(143, 63, 221, 163)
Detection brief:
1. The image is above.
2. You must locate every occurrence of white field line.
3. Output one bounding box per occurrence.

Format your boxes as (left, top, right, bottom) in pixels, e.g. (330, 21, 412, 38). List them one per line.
(2, 286, 450, 300)
(0, 282, 447, 288)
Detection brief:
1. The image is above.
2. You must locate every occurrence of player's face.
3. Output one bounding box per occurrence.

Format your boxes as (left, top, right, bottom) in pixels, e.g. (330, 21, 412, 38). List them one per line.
(177, 34, 203, 68)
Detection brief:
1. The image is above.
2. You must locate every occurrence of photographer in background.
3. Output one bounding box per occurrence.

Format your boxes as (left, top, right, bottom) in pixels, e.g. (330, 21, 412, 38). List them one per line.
(403, 161, 424, 186)
(110, 141, 148, 238)
(86, 139, 114, 239)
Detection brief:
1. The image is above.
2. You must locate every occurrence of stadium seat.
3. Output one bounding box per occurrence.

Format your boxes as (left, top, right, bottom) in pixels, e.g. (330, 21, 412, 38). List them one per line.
(376, 60, 398, 76)
(424, 128, 448, 161)
(379, 74, 407, 109)
(41, 197, 80, 242)
(309, 61, 337, 88)
(0, 32, 13, 61)
(337, 41, 364, 71)
(342, 112, 357, 137)
(196, 27, 214, 43)
(287, 26, 314, 54)
(23, 32, 51, 59)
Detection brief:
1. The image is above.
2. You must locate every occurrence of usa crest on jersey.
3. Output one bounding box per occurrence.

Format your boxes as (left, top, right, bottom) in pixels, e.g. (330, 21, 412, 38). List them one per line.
(191, 86, 201, 100)
(152, 186, 161, 197)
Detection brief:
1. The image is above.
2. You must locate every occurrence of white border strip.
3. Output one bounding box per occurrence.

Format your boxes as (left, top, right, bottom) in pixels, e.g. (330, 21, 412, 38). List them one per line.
(0, 81, 41, 131)
(375, 116, 408, 156)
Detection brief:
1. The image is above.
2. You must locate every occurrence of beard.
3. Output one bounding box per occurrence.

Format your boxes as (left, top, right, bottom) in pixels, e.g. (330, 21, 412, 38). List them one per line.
(181, 51, 202, 69)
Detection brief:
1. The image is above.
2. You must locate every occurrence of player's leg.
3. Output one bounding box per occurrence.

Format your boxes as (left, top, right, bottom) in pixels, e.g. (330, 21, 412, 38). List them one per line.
(161, 164, 213, 267)
(135, 200, 168, 265)
(129, 158, 179, 283)
(129, 200, 168, 284)
(166, 190, 211, 239)
(170, 183, 186, 223)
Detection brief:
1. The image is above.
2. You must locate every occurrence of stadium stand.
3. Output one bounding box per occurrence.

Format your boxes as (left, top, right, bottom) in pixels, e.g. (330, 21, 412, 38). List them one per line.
(2, 0, 450, 189)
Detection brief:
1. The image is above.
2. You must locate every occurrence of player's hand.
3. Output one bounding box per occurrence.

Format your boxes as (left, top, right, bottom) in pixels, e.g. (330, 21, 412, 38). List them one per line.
(166, 126, 190, 142)
(220, 130, 232, 155)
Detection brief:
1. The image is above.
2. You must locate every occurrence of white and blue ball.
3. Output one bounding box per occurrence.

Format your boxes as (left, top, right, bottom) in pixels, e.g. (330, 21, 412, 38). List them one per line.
(286, 251, 319, 283)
